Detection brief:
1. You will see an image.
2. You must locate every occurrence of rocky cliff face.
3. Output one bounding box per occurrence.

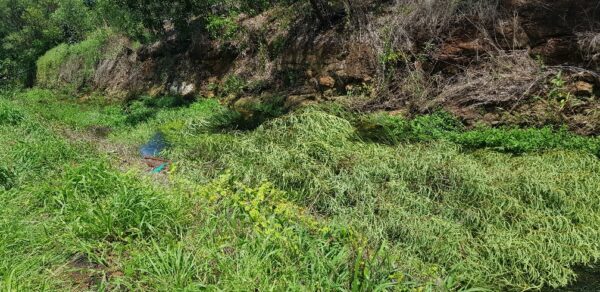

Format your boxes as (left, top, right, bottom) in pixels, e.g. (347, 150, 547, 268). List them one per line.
(502, 0, 599, 64)
(45, 0, 600, 133)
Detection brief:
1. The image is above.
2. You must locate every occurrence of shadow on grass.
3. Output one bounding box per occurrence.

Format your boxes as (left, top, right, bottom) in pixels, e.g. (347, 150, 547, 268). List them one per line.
(546, 265, 600, 292)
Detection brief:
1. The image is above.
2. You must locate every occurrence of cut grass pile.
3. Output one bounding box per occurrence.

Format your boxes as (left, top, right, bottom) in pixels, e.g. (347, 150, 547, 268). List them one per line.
(2, 89, 600, 290)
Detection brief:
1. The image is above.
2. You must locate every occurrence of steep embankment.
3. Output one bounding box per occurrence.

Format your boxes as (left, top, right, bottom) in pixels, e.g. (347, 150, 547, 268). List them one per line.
(36, 0, 600, 133)
(5, 0, 600, 291)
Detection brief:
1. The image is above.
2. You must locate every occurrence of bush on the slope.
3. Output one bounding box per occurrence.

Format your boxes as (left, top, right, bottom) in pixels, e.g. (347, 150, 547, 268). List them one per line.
(36, 30, 125, 94)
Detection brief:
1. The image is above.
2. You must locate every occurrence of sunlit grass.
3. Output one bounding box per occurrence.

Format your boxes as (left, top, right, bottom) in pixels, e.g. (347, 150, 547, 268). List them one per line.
(1, 89, 600, 290)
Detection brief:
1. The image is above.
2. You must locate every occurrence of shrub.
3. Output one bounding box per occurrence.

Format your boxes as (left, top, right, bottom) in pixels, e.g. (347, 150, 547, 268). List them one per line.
(206, 15, 239, 41)
(36, 29, 123, 93)
(221, 75, 247, 97)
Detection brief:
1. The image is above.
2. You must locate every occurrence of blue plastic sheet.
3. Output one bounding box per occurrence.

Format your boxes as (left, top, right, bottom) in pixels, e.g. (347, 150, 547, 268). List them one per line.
(140, 132, 168, 157)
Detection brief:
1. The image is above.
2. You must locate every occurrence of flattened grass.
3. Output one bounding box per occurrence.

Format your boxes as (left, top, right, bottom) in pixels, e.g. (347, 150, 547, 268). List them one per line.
(160, 105, 600, 290)
(2, 90, 600, 290)
(0, 93, 392, 290)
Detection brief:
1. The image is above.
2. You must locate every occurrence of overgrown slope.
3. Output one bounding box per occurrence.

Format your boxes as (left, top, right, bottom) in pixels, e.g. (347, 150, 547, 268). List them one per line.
(3, 0, 600, 290)
(33, 0, 600, 133)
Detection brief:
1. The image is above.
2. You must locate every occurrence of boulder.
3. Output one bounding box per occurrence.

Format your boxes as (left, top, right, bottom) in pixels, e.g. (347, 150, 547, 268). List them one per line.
(319, 76, 336, 88)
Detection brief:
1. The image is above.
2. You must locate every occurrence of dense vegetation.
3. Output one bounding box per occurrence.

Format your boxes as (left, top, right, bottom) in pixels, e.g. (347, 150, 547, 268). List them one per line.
(0, 0, 333, 88)
(1, 89, 600, 290)
(2, 0, 600, 290)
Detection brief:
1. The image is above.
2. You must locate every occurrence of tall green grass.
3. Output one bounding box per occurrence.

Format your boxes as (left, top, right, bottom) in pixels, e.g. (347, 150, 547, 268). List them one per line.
(0, 91, 395, 290)
(2, 89, 600, 290)
(155, 104, 600, 290)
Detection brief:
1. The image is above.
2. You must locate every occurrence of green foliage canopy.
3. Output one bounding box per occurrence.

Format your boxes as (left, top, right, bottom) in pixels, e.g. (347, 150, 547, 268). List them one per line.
(0, 0, 95, 87)
(0, 0, 309, 87)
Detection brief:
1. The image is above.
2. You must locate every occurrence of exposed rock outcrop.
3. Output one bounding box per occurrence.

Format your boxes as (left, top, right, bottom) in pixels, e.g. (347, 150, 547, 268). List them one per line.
(41, 0, 600, 133)
(501, 0, 599, 65)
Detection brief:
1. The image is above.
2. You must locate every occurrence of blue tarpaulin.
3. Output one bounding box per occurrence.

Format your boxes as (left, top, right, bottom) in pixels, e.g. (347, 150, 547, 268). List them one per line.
(140, 132, 170, 173)
(140, 132, 168, 157)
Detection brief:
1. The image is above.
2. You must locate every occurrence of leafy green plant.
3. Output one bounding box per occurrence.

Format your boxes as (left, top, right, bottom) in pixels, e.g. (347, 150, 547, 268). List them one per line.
(548, 71, 573, 110)
(357, 111, 600, 156)
(454, 126, 600, 155)
(0, 102, 25, 125)
(379, 48, 404, 66)
(206, 15, 240, 41)
(221, 75, 247, 97)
